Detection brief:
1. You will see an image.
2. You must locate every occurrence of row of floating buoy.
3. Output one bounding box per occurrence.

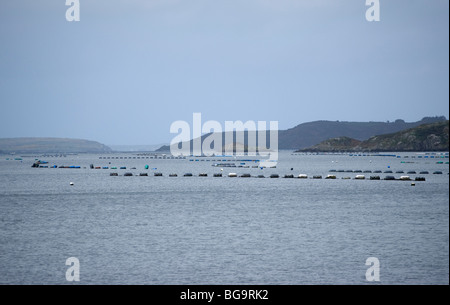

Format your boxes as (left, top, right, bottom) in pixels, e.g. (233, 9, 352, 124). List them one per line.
(212, 163, 236, 167)
(99, 156, 186, 160)
(109, 172, 427, 181)
(329, 169, 444, 175)
(191, 159, 260, 162)
(397, 156, 449, 159)
(211, 164, 261, 168)
(345, 153, 449, 159)
(34, 164, 446, 177)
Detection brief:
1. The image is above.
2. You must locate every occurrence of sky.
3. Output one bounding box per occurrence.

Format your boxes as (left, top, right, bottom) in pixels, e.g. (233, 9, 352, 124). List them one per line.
(0, 0, 448, 145)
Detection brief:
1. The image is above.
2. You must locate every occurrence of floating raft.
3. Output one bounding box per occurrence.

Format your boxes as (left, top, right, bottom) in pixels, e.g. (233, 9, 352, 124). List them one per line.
(104, 173, 429, 181)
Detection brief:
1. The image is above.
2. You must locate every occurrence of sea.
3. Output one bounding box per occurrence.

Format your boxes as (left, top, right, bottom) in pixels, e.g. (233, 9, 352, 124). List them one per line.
(0, 151, 448, 285)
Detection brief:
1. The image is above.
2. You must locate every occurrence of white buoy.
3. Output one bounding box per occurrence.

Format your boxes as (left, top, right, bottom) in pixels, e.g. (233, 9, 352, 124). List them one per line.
(70, 182, 74, 186)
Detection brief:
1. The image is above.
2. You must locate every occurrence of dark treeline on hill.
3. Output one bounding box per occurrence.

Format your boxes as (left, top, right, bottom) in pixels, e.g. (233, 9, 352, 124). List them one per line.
(299, 120, 449, 152)
(157, 116, 447, 152)
(278, 116, 447, 150)
(0, 138, 112, 154)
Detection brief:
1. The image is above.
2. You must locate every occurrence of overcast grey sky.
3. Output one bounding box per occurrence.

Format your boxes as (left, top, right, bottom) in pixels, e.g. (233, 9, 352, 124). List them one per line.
(0, 0, 448, 145)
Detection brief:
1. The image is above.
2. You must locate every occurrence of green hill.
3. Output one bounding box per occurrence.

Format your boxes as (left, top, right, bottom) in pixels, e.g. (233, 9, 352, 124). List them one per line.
(298, 121, 449, 152)
(0, 138, 112, 154)
(157, 116, 448, 152)
(279, 116, 447, 150)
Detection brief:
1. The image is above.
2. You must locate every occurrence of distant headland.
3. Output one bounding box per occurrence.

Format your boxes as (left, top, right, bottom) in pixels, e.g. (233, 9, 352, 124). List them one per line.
(0, 138, 112, 154)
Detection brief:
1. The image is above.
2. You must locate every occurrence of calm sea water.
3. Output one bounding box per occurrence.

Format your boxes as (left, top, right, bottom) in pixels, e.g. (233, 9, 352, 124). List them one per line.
(0, 152, 448, 285)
